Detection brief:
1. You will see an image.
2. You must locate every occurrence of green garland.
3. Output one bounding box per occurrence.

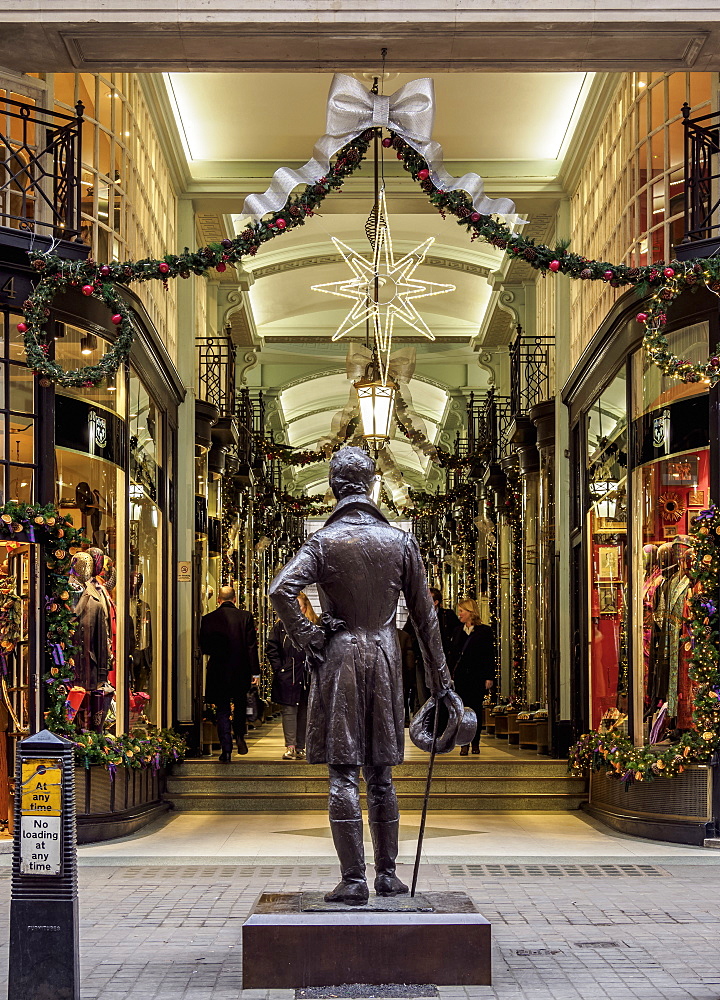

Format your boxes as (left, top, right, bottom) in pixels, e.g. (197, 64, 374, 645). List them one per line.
(0, 501, 85, 729)
(0, 576, 22, 666)
(258, 417, 359, 468)
(16, 124, 720, 389)
(406, 482, 477, 517)
(19, 275, 134, 387)
(71, 728, 186, 772)
(568, 505, 720, 784)
(19, 132, 374, 388)
(390, 133, 720, 387)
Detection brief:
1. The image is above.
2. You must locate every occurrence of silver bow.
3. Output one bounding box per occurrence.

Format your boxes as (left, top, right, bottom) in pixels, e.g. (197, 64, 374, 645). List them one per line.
(241, 74, 519, 221)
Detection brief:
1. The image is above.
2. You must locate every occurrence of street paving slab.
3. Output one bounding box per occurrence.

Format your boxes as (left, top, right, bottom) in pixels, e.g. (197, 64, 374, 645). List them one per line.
(1, 850, 720, 998)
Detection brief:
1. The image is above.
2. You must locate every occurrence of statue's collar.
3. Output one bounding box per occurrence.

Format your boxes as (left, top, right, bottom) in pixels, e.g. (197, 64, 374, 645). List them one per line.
(324, 492, 390, 526)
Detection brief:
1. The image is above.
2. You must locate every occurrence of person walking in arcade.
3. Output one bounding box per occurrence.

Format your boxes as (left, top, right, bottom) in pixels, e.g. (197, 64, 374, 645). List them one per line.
(267, 592, 316, 760)
(448, 597, 495, 756)
(199, 585, 260, 761)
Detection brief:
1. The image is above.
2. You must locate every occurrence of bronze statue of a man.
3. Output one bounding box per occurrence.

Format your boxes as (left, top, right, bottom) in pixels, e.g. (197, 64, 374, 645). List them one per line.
(269, 446, 452, 904)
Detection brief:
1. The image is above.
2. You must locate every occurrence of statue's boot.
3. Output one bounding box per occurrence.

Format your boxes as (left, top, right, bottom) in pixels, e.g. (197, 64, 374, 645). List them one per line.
(371, 819, 409, 896)
(324, 819, 369, 905)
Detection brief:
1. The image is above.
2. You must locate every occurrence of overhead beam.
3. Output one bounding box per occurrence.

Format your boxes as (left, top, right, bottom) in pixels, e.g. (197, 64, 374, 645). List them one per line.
(0, 8, 718, 72)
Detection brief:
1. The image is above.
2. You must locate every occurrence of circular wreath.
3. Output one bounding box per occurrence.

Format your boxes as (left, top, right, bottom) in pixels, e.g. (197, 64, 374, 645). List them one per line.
(20, 274, 134, 388)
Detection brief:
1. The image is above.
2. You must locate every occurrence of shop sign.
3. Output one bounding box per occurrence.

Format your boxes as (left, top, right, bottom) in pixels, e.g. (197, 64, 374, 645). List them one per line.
(632, 396, 710, 466)
(19, 758, 62, 876)
(56, 393, 126, 468)
(652, 408, 670, 449)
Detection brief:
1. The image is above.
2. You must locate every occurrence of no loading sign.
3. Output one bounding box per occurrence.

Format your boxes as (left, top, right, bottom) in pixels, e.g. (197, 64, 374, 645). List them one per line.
(19, 758, 62, 876)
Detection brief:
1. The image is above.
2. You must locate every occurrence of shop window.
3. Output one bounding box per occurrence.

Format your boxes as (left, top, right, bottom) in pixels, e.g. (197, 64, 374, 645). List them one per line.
(128, 372, 162, 729)
(54, 324, 124, 413)
(53, 318, 125, 733)
(0, 540, 34, 742)
(634, 447, 708, 740)
(632, 321, 709, 417)
(55, 447, 124, 736)
(631, 324, 711, 741)
(0, 312, 36, 505)
(586, 368, 629, 733)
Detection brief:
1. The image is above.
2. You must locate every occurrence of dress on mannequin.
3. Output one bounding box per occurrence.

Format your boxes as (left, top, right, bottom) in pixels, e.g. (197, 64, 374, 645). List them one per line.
(70, 553, 109, 702)
(129, 573, 152, 694)
(87, 547, 115, 731)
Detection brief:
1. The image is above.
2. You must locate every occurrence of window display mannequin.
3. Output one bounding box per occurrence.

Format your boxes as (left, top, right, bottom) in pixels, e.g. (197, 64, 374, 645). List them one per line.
(646, 537, 694, 729)
(646, 542, 676, 718)
(100, 555, 118, 687)
(87, 547, 116, 732)
(129, 572, 153, 695)
(68, 550, 92, 611)
(88, 547, 116, 661)
(70, 551, 109, 731)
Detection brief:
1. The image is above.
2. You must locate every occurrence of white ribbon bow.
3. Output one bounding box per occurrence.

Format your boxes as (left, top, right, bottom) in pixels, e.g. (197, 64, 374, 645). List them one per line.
(241, 74, 519, 221)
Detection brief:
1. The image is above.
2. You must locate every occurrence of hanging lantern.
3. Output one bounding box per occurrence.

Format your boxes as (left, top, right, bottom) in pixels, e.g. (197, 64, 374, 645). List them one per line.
(354, 370, 397, 443)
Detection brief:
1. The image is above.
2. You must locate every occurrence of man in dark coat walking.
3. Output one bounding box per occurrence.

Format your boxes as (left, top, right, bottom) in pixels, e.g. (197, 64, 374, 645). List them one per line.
(199, 585, 260, 761)
(270, 446, 452, 904)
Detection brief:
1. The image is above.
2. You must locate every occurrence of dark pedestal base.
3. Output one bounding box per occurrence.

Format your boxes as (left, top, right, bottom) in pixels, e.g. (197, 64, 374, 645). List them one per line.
(8, 898, 80, 1000)
(242, 891, 491, 988)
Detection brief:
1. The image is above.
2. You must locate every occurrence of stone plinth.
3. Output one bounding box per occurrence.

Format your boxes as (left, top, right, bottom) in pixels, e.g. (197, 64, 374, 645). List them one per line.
(242, 891, 491, 988)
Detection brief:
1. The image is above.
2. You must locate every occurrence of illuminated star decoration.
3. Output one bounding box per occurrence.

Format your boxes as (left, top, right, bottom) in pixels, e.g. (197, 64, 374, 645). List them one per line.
(312, 189, 455, 382)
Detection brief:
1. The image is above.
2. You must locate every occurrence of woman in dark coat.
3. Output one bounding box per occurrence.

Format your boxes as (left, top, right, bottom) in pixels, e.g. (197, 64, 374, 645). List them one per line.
(448, 597, 496, 756)
(266, 592, 317, 760)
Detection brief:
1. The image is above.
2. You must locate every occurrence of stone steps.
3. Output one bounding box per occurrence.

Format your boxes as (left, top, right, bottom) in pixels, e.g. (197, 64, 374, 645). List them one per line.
(164, 758, 587, 812)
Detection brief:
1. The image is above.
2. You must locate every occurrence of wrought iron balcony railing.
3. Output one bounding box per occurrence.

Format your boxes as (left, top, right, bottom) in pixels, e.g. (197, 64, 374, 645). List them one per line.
(0, 95, 84, 237)
(235, 387, 266, 470)
(196, 329, 237, 417)
(509, 328, 554, 416)
(681, 101, 720, 243)
(467, 389, 512, 465)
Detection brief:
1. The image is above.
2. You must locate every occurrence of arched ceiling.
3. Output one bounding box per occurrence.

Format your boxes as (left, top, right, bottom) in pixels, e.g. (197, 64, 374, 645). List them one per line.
(163, 70, 596, 495)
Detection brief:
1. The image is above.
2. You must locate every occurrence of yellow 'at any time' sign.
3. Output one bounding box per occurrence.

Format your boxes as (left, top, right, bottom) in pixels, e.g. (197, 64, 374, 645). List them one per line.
(20, 759, 62, 816)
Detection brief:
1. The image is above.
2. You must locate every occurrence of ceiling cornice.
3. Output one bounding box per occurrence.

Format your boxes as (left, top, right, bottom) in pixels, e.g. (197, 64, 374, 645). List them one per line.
(249, 252, 492, 282)
(559, 72, 624, 196)
(138, 74, 191, 195)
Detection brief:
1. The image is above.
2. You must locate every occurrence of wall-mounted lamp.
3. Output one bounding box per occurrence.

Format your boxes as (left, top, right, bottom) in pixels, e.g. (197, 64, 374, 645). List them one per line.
(80, 333, 97, 356)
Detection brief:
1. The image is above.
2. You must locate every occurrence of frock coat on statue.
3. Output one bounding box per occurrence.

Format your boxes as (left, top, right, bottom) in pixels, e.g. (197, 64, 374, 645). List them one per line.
(269, 494, 451, 767)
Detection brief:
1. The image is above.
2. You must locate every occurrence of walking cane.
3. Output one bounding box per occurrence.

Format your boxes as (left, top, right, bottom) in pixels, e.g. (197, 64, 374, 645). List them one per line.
(410, 696, 440, 897)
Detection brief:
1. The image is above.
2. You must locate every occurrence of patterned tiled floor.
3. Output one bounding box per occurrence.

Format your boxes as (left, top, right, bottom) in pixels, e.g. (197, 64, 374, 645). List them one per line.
(2, 720, 718, 998)
(2, 861, 720, 999)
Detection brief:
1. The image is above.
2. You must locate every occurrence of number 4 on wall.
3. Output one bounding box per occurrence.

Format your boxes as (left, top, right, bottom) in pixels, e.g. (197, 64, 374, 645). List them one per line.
(0, 275, 15, 300)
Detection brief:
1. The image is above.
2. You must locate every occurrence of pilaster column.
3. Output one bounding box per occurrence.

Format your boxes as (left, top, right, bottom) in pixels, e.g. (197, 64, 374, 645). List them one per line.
(174, 199, 197, 730)
(530, 400, 556, 712)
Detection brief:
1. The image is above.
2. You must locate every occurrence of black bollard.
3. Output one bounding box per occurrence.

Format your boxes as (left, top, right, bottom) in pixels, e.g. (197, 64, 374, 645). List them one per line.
(8, 729, 79, 1000)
